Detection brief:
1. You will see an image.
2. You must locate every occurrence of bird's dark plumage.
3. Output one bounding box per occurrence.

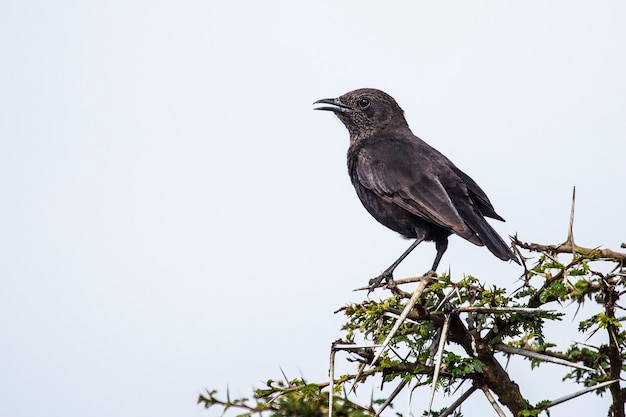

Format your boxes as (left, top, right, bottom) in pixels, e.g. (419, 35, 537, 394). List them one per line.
(314, 88, 518, 284)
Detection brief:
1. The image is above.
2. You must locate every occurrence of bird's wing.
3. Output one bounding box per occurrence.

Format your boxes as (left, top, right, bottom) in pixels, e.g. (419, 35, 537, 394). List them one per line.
(354, 136, 478, 240)
(449, 165, 504, 221)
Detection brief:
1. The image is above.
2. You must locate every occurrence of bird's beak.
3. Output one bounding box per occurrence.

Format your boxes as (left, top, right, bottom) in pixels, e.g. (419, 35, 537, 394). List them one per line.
(313, 98, 352, 113)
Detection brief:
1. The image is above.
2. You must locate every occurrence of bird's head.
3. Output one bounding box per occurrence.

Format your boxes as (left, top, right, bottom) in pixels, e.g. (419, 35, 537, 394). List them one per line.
(314, 88, 408, 141)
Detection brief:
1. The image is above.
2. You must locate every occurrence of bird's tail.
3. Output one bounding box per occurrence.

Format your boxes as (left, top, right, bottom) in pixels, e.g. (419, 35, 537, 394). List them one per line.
(458, 202, 519, 264)
(473, 218, 519, 264)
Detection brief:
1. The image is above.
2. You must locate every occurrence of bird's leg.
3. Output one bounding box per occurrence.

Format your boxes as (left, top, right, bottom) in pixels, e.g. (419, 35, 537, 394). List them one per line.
(430, 238, 449, 272)
(369, 235, 426, 289)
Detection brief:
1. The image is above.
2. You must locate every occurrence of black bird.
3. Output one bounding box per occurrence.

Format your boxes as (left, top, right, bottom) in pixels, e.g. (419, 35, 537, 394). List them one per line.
(314, 88, 519, 287)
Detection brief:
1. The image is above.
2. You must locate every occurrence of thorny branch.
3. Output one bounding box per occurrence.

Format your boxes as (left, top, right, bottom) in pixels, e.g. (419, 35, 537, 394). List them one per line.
(201, 238, 626, 417)
(513, 237, 626, 263)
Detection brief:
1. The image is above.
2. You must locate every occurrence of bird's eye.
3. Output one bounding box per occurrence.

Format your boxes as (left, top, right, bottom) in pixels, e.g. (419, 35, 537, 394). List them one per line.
(358, 98, 370, 109)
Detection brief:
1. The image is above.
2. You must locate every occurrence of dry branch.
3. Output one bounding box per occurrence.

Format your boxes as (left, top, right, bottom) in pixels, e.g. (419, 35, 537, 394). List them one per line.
(513, 237, 626, 261)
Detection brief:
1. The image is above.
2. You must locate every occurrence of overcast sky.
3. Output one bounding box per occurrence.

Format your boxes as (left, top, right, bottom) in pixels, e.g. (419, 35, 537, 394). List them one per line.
(1, 1, 625, 416)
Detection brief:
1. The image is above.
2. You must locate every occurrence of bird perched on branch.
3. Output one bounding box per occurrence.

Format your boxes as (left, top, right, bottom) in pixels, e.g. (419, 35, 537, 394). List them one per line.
(314, 88, 519, 287)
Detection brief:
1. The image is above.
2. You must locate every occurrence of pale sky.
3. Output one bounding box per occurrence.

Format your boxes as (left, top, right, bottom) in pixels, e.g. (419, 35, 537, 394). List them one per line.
(1, 1, 625, 416)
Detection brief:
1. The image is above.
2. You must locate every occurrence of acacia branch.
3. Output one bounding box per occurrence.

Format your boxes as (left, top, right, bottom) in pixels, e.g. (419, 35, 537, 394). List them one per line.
(446, 314, 527, 415)
(602, 279, 625, 417)
(513, 237, 626, 262)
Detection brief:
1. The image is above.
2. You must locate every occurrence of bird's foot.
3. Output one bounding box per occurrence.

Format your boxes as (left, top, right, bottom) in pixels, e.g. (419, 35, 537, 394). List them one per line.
(368, 270, 394, 291)
(425, 269, 438, 278)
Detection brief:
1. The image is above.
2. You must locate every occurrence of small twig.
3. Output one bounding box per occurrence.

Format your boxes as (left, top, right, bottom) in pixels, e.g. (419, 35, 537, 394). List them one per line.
(545, 379, 619, 409)
(437, 385, 478, 417)
(426, 313, 451, 417)
(328, 346, 336, 417)
(511, 233, 533, 284)
(513, 237, 626, 261)
(349, 277, 433, 395)
(369, 277, 432, 366)
(330, 342, 383, 395)
(403, 329, 441, 416)
(373, 378, 409, 417)
(434, 290, 457, 313)
(494, 343, 596, 372)
(333, 343, 385, 350)
(457, 306, 555, 314)
(353, 274, 430, 292)
(481, 386, 507, 417)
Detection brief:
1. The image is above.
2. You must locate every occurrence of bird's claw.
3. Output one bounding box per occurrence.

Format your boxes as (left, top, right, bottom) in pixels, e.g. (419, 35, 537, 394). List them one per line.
(368, 271, 394, 291)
